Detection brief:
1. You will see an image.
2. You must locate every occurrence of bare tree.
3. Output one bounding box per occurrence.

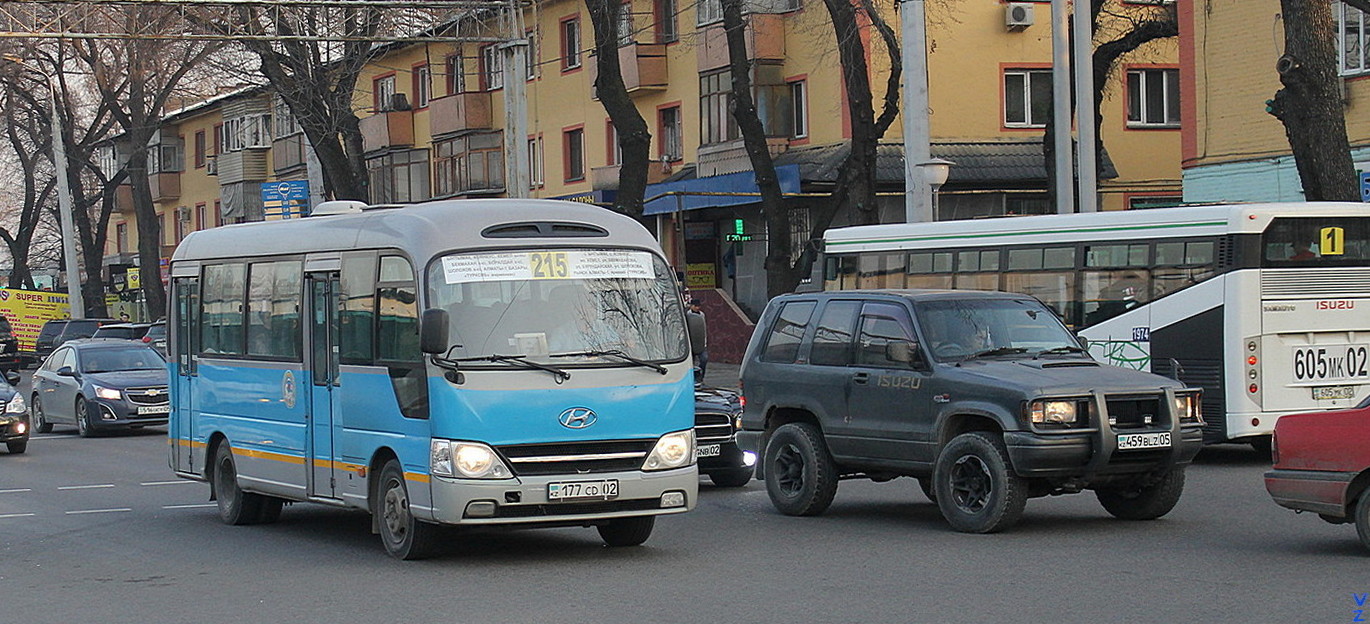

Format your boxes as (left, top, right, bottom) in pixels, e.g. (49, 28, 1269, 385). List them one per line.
(585, 0, 652, 215)
(0, 66, 58, 289)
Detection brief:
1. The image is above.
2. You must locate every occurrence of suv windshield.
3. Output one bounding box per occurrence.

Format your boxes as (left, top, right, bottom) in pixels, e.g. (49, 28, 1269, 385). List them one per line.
(426, 248, 688, 367)
(915, 298, 1083, 362)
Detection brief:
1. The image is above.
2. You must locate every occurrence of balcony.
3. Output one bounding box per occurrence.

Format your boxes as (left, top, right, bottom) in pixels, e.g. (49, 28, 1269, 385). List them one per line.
(148, 172, 180, 202)
(428, 92, 492, 138)
(697, 13, 786, 72)
(589, 43, 669, 95)
(696, 137, 788, 178)
(590, 162, 675, 191)
(360, 108, 415, 152)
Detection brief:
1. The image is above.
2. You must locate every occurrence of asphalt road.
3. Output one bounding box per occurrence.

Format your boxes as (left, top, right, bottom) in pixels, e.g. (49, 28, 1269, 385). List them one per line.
(2, 408, 1367, 623)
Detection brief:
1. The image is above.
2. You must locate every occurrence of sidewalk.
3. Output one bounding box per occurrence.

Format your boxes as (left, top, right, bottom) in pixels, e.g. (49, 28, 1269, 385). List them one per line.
(701, 361, 741, 389)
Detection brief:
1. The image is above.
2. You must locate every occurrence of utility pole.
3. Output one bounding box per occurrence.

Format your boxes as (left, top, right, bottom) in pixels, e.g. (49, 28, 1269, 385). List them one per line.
(502, 0, 530, 198)
(1051, 0, 1074, 214)
(1073, 0, 1098, 212)
(900, 0, 934, 223)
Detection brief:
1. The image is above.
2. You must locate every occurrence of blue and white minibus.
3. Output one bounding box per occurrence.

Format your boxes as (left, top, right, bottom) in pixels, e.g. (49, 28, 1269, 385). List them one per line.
(168, 199, 696, 559)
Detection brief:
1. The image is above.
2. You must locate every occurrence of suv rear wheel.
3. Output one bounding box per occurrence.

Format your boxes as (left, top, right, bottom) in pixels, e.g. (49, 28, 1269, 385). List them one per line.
(763, 422, 838, 516)
(934, 432, 1027, 533)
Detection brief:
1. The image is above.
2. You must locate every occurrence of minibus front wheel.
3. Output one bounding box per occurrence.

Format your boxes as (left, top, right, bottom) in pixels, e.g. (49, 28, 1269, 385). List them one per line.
(375, 459, 440, 560)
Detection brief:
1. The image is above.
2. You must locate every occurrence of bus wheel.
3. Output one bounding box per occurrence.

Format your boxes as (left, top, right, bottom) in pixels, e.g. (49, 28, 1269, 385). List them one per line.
(213, 443, 271, 526)
(597, 516, 655, 547)
(1096, 468, 1186, 521)
(376, 460, 440, 560)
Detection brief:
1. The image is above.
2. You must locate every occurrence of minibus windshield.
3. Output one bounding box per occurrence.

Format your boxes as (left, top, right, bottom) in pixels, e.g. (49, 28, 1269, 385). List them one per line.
(427, 248, 688, 367)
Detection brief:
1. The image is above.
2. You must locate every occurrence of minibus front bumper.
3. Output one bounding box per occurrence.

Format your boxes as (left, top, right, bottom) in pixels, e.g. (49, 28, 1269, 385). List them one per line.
(424, 465, 698, 526)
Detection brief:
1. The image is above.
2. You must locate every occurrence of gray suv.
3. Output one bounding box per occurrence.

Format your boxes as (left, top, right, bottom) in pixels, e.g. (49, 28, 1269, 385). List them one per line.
(737, 290, 1205, 533)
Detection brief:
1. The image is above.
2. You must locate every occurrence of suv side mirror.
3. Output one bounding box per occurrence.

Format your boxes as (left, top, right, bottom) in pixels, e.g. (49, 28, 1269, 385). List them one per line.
(885, 340, 922, 366)
(420, 308, 450, 355)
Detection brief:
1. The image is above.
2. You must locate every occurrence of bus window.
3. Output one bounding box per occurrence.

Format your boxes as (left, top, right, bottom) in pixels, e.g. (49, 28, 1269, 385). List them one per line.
(1003, 272, 1077, 326)
(377, 255, 425, 419)
(1153, 240, 1216, 299)
(955, 250, 1001, 290)
(906, 252, 953, 289)
(338, 252, 376, 364)
(201, 263, 245, 355)
(858, 253, 905, 289)
(1261, 217, 1370, 267)
(1082, 270, 1149, 326)
(246, 260, 302, 360)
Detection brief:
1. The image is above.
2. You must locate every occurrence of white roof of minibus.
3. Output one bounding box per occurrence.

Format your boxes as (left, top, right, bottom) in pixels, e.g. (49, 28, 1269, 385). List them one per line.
(823, 202, 1370, 253)
(171, 198, 664, 263)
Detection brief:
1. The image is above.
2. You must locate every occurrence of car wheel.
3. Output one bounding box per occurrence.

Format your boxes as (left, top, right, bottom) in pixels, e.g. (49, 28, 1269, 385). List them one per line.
(597, 516, 655, 547)
(212, 442, 279, 526)
(376, 459, 440, 560)
(31, 395, 52, 433)
(6, 440, 26, 454)
(1357, 493, 1370, 553)
(75, 397, 95, 438)
(708, 466, 754, 488)
(934, 432, 1027, 534)
(1096, 468, 1186, 521)
(763, 422, 839, 516)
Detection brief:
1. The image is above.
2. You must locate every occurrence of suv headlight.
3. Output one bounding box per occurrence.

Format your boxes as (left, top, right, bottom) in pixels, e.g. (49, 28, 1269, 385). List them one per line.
(93, 385, 123, 401)
(430, 440, 512, 479)
(1029, 399, 1080, 427)
(643, 429, 695, 471)
(5, 394, 25, 414)
(1174, 391, 1203, 424)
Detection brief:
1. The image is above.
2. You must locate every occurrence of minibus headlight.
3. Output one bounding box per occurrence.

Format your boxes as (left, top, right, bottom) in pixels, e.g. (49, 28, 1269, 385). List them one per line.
(1174, 392, 1203, 424)
(1029, 400, 1078, 426)
(5, 394, 26, 414)
(643, 429, 695, 471)
(430, 440, 512, 479)
(93, 385, 123, 401)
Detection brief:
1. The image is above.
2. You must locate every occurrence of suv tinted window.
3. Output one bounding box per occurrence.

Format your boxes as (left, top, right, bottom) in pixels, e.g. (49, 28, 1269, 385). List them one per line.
(856, 302, 919, 369)
(810, 300, 860, 367)
(761, 301, 816, 363)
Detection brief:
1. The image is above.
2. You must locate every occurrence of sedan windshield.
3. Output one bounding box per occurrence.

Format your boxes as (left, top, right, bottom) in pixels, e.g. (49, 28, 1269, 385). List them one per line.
(915, 298, 1084, 362)
(427, 249, 688, 367)
(80, 347, 166, 373)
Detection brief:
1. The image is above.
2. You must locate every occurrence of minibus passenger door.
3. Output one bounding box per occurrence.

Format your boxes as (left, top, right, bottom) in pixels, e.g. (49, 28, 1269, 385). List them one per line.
(171, 276, 198, 474)
(307, 272, 341, 500)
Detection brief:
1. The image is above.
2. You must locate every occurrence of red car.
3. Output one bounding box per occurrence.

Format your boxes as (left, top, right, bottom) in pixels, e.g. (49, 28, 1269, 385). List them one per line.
(1264, 396, 1370, 552)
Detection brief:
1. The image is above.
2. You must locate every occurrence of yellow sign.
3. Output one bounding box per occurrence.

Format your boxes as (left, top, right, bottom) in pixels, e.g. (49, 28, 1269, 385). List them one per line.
(686, 263, 716, 288)
(1321, 227, 1345, 256)
(127, 270, 142, 289)
(0, 288, 71, 351)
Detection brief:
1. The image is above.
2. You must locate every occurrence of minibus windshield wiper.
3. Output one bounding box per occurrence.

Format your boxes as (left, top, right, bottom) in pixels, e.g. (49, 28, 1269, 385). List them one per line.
(549, 349, 668, 375)
(452, 353, 571, 382)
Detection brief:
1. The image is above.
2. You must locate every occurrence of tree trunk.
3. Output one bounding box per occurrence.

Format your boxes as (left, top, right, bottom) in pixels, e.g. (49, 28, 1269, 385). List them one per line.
(585, 0, 652, 216)
(1269, 0, 1359, 201)
(126, 146, 168, 320)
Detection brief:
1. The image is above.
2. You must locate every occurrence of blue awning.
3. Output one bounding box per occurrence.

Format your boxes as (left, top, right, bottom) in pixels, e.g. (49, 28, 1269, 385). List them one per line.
(642, 164, 802, 216)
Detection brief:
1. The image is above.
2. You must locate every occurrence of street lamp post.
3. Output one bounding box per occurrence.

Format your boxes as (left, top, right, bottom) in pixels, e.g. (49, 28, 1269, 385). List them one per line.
(6, 57, 84, 319)
(918, 158, 953, 221)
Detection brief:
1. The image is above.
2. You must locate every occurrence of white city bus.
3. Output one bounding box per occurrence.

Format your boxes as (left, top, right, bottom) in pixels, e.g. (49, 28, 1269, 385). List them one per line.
(821, 203, 1370, 448)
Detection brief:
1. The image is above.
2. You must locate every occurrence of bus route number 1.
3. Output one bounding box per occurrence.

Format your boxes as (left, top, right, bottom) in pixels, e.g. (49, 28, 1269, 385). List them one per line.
(530, 251, 569, 279)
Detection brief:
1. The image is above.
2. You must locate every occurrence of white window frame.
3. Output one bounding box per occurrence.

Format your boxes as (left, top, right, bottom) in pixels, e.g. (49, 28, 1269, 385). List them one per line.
(696, 0, 721, 25)
(375, 74, 397, 110)
(528, 137, 544, 188)
(482, 45, 504, 90)
(415, 64, 432, 108)
(790, 80, 808, 139)
(563, 19, 582, 70)
(1339, 2, 1369, 76)
(1126, 67, 1180, 128)
(1003, 68, 1051, 128)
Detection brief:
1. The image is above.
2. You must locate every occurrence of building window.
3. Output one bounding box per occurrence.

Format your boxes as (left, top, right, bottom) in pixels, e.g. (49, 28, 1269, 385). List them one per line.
(116, 222, 128, 253)
(564, 126, 585, 182)
(700, 70, 738, 144)
(195, 203, 207, 231)
(147, 137, 184, 174)
(413, 64, 432, 109)
(220, 114, 272, 152)
(482, 45, 504, 90)
(607, 121, 622, 166)
(366, 149, 431, 203)
(273, 96, 300, 137)
(659, 105, 682, 161)
(1004, 68, 1052, 128)
(194, 130, 206, 168)
(790, 80, 808, 139)
(1340, 2, 1369, 75)
(526, 32, 539, 79)
(617, 2, 635, 45)
(562, 17, 582, 70)
(374, 74, 397, 111)
(175, 207, 187, 242)
(697, 0, 721, 25)
(433, 131, 505, 196)
(212, 123, 222, 155)
(528, 137, 544, 187)
(446, 54, 466, 95)
(1128, 195, 1183, 210)
(214, 200, 223, 227)
(1126, 68, 1180, 128)
(656, 0, 678, 43)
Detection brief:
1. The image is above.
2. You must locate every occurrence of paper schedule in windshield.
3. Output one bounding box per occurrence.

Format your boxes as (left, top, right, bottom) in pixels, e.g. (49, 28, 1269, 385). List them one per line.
(442, 250, 655, 284)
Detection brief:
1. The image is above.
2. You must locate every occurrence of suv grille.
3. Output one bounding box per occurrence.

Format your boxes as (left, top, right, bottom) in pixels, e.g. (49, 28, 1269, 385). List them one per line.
(694, 412, 734, 443)
(1103, 395, 1165, 430)
(125, 387, 170, 405)
(496, 439, 653, 476)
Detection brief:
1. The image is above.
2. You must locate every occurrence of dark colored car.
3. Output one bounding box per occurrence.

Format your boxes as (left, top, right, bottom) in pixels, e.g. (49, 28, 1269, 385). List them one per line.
(0, 370, 29, 453)
(33, 318, 118, 363)
(140, 321, 167, 355)
(1264, 394, 1370, 552)
(738, 289, 1206, 533)
(695, 383, 754, 487)
(31, 339, 169, 437)
(92, 322, 154, 340)
(0, 316, 22, 370)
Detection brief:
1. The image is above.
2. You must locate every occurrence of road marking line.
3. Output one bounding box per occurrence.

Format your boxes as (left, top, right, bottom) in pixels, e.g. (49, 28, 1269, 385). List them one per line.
(66, 508, 132, 515)
(162, 503, 216, 509)
(0, 513, 36, 519)
(141, 481, 195, 487)
(0, 488, 32, 494)
(58, 484, 116, 490)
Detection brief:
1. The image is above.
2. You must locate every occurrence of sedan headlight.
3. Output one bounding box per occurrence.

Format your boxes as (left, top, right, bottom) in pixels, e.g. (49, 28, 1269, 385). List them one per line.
(5, 394, 25, 414)
(1029, 400, 1080, 427)
(430, 440, 512, 479)
(1174, 391, 1203, 424)
(643, 429, 695, 471)
(93, 385, 123, 401)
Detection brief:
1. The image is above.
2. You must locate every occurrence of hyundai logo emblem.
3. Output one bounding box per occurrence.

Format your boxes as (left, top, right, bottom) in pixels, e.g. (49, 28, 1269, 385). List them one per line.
(558, 407, 597, 429)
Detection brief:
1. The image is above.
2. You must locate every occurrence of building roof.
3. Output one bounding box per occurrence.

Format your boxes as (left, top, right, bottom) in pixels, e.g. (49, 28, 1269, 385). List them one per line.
(772, 139, 1118, 186)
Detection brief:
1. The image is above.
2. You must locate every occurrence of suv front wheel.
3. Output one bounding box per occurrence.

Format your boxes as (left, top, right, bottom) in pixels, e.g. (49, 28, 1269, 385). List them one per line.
(763, 422, 838, 516)
(934, 432, 1027, 533)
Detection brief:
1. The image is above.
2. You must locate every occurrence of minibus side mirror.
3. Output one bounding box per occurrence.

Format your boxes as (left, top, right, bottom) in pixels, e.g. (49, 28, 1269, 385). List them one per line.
(420, 308, 450, 355)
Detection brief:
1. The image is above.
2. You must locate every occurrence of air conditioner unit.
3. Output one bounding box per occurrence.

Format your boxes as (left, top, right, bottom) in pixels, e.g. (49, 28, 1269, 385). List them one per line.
(1006, 3, 1034, 31)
